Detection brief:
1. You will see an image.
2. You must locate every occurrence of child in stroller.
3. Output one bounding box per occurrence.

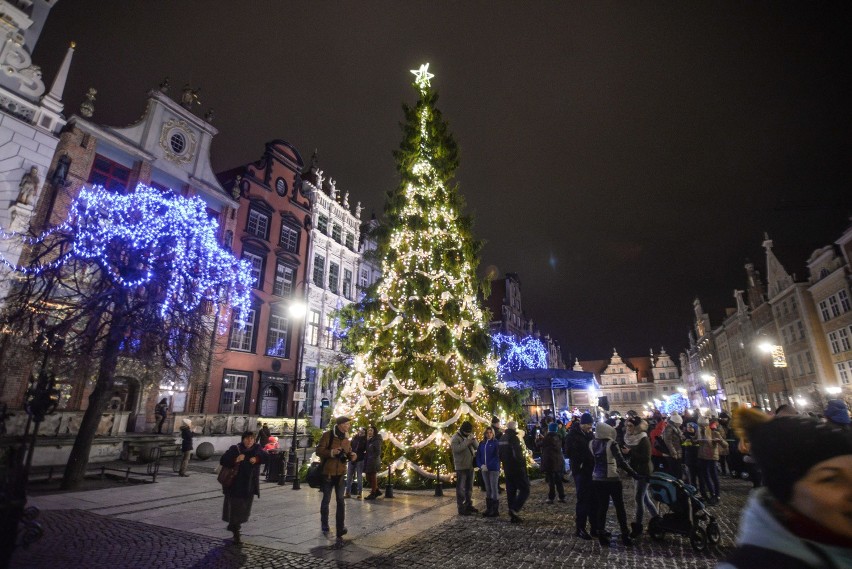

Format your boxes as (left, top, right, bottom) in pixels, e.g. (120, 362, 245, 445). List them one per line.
(647, 471, 720, 551)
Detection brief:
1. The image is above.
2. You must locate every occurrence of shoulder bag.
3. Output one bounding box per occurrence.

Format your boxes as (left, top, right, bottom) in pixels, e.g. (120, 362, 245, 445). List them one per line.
(306, 431, 333, 489)
(218, 445, 240, 488)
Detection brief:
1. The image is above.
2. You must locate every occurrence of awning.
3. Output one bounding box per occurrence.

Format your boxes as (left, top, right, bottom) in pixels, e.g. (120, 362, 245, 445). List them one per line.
(502, 369, 598, 391)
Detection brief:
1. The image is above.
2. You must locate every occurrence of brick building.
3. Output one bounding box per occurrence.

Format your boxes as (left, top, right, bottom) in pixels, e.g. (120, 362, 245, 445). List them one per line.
(209, 140, 310, 420)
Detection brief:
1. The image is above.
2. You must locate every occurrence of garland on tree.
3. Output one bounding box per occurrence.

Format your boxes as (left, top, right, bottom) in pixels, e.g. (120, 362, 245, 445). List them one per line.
(334, 64, 519, 482)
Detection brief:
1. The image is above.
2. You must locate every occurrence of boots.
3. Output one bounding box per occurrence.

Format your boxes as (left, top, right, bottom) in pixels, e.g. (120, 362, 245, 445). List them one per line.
(481, 498, 499, 517)
(491, 498, 500, 517)
(620, 526, 634, 546)
(629, 522, 643, 539)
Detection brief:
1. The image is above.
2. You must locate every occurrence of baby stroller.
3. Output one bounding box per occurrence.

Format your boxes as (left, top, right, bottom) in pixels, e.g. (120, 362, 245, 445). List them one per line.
(647, 471, 720, 551)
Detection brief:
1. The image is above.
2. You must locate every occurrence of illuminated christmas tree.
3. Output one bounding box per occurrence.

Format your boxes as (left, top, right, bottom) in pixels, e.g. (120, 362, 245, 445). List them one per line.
(335, 64, 517, 481)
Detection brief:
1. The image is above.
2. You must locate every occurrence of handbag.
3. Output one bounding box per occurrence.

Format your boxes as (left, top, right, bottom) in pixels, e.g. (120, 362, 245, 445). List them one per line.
(306, 430, 333, 489)
(217, 464, 238, 488)
(653, 434, 669, 455)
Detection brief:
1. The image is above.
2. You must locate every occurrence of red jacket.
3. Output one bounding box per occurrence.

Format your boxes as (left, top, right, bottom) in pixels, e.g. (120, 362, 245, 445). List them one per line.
(649, 421, 666, 457)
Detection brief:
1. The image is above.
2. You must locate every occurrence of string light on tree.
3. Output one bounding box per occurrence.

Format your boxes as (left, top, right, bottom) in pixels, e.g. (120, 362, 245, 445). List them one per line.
(491, 333, 548, 376)
(334, 64, 519, 482)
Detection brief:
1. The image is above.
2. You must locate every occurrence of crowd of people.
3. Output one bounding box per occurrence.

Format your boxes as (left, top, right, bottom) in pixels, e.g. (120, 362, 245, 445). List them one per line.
(212, 399, 851, 563)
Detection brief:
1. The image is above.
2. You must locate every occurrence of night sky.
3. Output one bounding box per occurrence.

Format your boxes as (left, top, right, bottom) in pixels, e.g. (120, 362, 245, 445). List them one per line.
(33, 2, 852, 362)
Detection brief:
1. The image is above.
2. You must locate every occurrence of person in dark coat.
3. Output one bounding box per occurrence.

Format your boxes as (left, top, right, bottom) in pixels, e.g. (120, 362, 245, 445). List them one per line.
(316, 416, 357, 545)
(591, 421, 639, 547)
(220, 431, 268, 545)
(154, 398, 168, 434)
(540, 423, 566, 503)
(491, 416, 503, 440)
(498, 420, 530, 523)
(565, 412, 597, 540)
(475, 426, 501, 517)
(257, 423, 271, 447)
(363, 424, 384, 500)
(178, 421, 193, 477)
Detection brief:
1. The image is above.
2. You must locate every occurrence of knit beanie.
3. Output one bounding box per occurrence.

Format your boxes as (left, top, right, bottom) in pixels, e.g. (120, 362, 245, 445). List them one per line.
(548, 423, 558, 433)
(825, 399, 851, 425)
(669, 413, 683, 425)
(580, 412, 593, 425)
(460, 421, 473, 434)
(335, 416, 351, 425)
(747, 414, 852, 502)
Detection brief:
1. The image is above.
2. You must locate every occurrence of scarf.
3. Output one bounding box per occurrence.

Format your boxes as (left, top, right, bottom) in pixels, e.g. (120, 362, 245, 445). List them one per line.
(624, 431, 646, 447)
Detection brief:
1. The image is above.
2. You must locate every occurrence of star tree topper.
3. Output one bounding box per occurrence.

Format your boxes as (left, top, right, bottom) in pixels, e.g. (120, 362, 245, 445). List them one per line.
(411, 63, 434, 90)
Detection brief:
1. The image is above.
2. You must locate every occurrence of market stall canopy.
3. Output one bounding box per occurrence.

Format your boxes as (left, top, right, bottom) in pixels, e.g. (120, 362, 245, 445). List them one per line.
(502, 369, 598, 391)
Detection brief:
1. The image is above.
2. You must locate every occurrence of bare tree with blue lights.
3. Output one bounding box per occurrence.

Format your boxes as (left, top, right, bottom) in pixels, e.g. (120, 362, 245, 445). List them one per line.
(0, 184, 252, 489)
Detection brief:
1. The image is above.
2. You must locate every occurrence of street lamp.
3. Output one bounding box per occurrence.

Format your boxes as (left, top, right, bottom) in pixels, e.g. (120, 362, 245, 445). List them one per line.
(286, 300, 308, 489)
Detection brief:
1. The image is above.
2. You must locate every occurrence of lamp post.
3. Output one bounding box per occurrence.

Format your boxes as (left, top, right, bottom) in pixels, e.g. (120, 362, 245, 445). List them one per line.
(286, 300, 308, 489)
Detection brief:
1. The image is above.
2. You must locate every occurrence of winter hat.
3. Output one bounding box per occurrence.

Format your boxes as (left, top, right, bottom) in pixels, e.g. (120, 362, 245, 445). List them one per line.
(181, 418, 192, 428)
(595, 421, 616, 440)
(548, 423, 558, 433)
(669, 413, 683, 425)
(739, 410, 852, 502)
(580, 412, 594, 425)
(719, 411, 730, 420)
(506, 420, 518, 431)
(335, 416, 351, 425)
(824, 399, 851, 425)
(686, 422, 699, 432)
(460, 421, 473, 434)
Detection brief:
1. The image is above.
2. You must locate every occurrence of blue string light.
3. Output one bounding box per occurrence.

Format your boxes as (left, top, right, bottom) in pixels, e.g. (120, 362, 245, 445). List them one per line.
(491, 333, 549, 376)
(662, 392, 688, 414)
(0, 183, 253, 320)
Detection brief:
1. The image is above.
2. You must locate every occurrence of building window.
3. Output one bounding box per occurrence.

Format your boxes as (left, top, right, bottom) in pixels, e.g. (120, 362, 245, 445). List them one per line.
(839, 290, 851, 313)
(332, 224, 342, 243)
(307, 309, 320, 346)
(273, 262, 295, 297)
(343, 269, 352, 299)
(247, 208, 270, 240)
(837, 361, 850, 385)
(242, 250, 265, 289)
(317, 214, 328, 234)
(829, 295, 841, 318)
(819, 300, 831, 321)
(323, 314, 335, 350)
(805, 350, 814, 374)
(266, 313, 290, 357)
(312, 254, 325, 288)
(88, 154, 131, 193)
(220, 372, 249, 413)
(797, 320, 805, 340)
(345, 232, 355, 250)
(328, 262, 340, 294)
(359, 268, 369, 289)
(228, 309, 257, 352)
(279, 222, 299, 252)
(836, 328, 851, 353)
(305, 366, 317, 413)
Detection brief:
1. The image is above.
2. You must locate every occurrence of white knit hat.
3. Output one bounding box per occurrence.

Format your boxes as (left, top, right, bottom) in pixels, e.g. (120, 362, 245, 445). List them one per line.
(668, 413, 683, 425)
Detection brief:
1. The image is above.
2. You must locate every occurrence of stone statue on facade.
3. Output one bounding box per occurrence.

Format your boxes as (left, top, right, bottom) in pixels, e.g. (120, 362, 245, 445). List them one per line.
(159, 77, 170, 93)
(231, 175, 242, 200)
(329, 178, 337, 200)
(79, 87, 96, 117)
(355, 201, 362, 219)
(16, 166, 38, 205)
(180, 84, 200, 109)
(343, 191, 349, 208)
(204, 108, 214, 123)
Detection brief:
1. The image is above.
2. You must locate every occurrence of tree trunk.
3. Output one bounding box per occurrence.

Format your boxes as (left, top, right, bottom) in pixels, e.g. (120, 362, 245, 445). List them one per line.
(60, 315, 126, 490)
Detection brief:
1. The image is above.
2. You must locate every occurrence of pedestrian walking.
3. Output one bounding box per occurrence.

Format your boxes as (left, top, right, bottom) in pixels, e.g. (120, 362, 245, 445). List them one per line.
(153, 398, 168, 434)
(220, 431, 268, 545)
(622, 417, 658, 538)
(363, 424, 383, 500)
(565, 412, 597, 540)
(499, 420, 530, 523)
(717, 412, 732, 475)
(178, 420, 193, 477)
(475, 426, 500, 517)
(720, 408, 852, 568)
(451, 420, 479, 515)
(696, 415, 727, 505)
(681, 422, 700, 486)
(346, 427, 366, 498)
(591, 421, 639, 547)
(540, 423, 566, 504)
(316, 416, 357, 546)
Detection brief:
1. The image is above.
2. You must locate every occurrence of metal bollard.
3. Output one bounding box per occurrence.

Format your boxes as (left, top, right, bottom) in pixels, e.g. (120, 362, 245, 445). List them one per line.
(384, 464, 394, 498)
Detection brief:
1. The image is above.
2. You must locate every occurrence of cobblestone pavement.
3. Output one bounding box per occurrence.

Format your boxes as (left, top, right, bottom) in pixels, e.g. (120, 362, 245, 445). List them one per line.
(12, 475, 751, 568)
